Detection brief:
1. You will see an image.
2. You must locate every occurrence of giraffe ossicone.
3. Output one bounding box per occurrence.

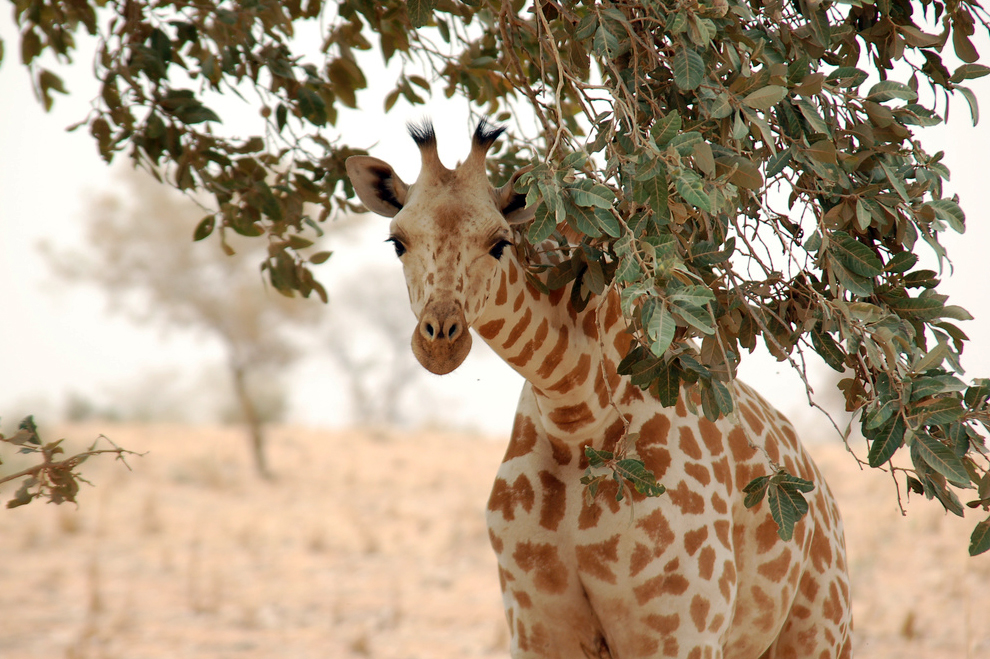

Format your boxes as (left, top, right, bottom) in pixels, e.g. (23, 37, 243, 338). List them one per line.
(346, 120, 853, 659)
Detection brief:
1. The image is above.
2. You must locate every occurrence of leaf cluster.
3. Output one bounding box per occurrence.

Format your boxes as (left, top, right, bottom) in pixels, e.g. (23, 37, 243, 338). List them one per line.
(580, 443, 666, 503)
(8, 0, 990, 550)
(0, 417, 140, 508)
(743, 469, 816, 541)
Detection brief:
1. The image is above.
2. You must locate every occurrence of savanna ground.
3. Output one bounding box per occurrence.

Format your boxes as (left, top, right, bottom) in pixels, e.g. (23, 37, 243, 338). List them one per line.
(1, 422, 988, 659)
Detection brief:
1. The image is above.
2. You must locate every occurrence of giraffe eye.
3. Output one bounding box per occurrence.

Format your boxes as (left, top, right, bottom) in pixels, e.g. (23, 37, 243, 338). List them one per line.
(386, 237, 406, 257)
(489, 239, 512, 260)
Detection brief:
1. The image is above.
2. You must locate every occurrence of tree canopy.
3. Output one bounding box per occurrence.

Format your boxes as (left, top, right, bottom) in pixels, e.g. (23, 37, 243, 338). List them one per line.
(6, 0, 990, 553)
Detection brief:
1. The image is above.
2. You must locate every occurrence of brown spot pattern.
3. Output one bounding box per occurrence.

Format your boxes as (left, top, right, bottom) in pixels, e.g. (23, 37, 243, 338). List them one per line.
(690, 594, 711, 633)
(576, 535, 621, 584)
(535, 325, 569, 379)
(698, 546, 716, 580)
(512, 541, 569, 594)
(488, 475, 534, 521)
(547, 435, 572, 466)
(679, 427, 703, 460)
(489, 529, 504, 554)
(546, 354, 592, 394)
(643, 612, 680, 634)
(684, 527, 708, 556)
(685, 462, 711, 486)
(502, 308, 532, 350)
(477, 318, 505, 339)
(633, 573, 689, 605)
(667, 480, 705, 515)
(538, 470, 566, 531)
(504, 414, 538, 460)
(548, 401, 594, 432)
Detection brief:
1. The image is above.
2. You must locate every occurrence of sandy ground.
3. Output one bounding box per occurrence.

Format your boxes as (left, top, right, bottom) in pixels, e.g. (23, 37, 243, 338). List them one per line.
(0, 422, 988, 659)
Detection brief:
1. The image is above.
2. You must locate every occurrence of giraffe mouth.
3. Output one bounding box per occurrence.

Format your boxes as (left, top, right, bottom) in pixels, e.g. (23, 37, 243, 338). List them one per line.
(410, 301, 473, 375)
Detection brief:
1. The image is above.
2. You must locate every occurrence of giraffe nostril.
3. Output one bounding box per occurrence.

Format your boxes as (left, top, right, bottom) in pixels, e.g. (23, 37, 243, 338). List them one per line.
(448, 324, 458, 339)
(425, 323, 435, 339)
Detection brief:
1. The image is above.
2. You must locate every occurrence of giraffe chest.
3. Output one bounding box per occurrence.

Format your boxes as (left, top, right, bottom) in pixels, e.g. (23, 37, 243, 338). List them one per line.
(484, 383, 844, 658)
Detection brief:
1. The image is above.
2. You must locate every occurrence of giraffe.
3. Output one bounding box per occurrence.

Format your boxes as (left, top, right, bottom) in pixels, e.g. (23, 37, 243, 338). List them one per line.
(345, 120, 852, 659)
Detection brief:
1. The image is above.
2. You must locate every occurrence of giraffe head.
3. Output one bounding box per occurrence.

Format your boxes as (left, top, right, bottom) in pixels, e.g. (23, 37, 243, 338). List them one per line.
(345, 120, 534, 375)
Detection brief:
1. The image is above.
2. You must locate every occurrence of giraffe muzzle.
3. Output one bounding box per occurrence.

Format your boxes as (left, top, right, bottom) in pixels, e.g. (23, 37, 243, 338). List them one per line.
(411, 301, 473, 375)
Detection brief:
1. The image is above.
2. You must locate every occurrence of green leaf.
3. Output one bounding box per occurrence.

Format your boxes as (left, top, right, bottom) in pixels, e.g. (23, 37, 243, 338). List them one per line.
(766, 483, 800, 541)
(309, 251, 332, 265)
(528, 202, 557, 243)
(885, 295, 945, 320)
(706, 379, 733, 417)
(743, 475, 770, 508)
(634, 171, 669, 216)
(775, 473, 815, 493)
(951, 64, 990, 83)
(830, 231, 883, 277)
(811, 326, 845, 371)
(911, 397, 965, 426)
(193, 216, 215, 241)
(965, 380, 990, 408)
(675, 173, 711, 211)
(970, 518, 990, 556)
(794, 98, 831, 136)
(671, 299, 716, 335)
(867, 415, 904, 467)
(584, 446, 612, 469)
(593, 22, 620, 59)
(914, 432, 969, 486)
(864, 399, 898, 431)
(406, 0, 435, 28)
(668, 131, 704, 156)
(653, 360, 682, 407)
(296, 87, 326, 126)
(615, 254, 644, 284)
(707, 92, 732, 119)
(647, 302, 676, 357)
(867, 80, 918, 103)
(614, 459, 666, 497)
(829, 257, 875, 296)
(885, 252, 918, 274)
(568, 180, 615, 209)
(651, 111, 682, 147)
(669, 284, 715, 308)
(766, 147, 793, 178)
(717, 156, 763, 190)
(673, 46, 705, 91)
(691, 238, 734, 267)
(742, 85, 788, 110)
(880, 161, 910, 202)
(926, 199, 966, 233)
(565, 201, 603, 238)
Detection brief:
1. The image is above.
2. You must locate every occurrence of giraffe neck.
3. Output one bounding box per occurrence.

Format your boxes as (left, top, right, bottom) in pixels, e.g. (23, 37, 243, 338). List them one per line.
(474, 249, 632, 440)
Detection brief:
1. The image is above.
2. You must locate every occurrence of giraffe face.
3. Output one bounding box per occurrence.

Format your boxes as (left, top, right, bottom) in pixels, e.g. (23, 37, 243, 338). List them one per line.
(345, 121, 533, 375)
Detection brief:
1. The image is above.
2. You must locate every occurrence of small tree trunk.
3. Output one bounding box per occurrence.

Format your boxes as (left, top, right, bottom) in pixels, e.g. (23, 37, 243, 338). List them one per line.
(230, 361, 271, 479)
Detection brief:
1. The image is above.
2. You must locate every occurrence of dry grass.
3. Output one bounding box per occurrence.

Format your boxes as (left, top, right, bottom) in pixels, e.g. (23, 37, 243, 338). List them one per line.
(0, 423, 987, 658)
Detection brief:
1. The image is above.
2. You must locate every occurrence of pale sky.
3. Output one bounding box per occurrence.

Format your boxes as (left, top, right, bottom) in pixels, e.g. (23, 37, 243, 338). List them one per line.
(1, 13, 988, 438)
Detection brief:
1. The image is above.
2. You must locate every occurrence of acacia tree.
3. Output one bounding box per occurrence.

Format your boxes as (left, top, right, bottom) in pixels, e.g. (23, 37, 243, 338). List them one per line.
(48, 170, 322, 478)
(7, 0, 990, 551)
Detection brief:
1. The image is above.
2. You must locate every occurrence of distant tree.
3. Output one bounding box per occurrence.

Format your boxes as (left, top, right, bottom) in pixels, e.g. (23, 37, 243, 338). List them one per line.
(8, 0, 990, 550)
(47, 170, 323, 478)
(325, 268, 428, 427)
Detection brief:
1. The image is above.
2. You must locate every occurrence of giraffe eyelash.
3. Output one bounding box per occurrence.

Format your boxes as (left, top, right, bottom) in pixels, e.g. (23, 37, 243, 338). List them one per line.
(489, 239, 513, 260)
(386, 236, 407, 257)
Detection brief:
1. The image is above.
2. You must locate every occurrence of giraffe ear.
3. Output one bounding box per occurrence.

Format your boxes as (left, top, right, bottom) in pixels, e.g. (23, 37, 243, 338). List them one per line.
(496, 166, 536, 225)
(345, 156, 409, 218)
